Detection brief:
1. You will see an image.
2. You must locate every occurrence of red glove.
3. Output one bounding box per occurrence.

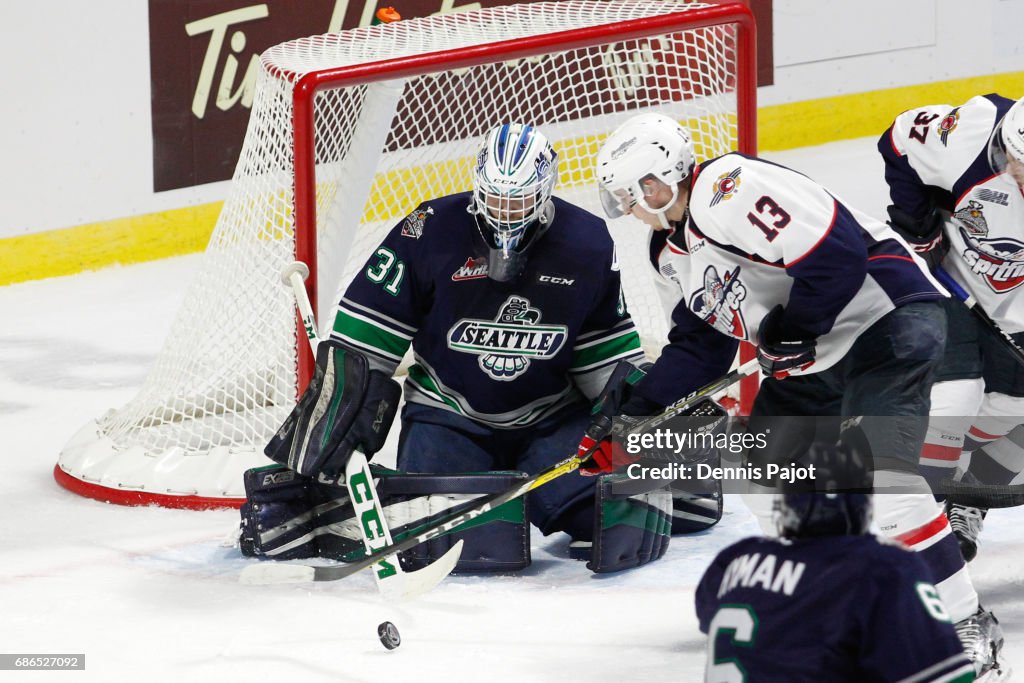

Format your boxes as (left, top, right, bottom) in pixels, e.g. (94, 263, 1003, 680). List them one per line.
(577, 417, 637, 476)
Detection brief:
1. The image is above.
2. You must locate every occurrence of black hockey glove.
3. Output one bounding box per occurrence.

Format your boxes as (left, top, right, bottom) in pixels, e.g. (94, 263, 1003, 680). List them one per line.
(756, 304, 817, 380)
(264, 339, 401, 480)
(887, 204, 947, 272)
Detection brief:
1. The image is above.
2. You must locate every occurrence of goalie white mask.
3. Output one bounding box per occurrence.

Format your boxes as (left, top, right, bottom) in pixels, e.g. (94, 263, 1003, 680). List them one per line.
(471, 123, 558, 282)
(988, 96, 1024, 191)
(595, 113, 695, 227)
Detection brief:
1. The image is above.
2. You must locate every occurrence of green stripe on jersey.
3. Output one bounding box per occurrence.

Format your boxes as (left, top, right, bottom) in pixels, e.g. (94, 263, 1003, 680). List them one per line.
(406, 365, 465, 414)
(571, 330, 642, 370)
(333, 308, 412, 359)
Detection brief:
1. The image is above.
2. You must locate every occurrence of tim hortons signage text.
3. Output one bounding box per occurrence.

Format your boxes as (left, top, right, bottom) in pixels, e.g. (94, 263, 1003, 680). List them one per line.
(148, 0, 773, 193)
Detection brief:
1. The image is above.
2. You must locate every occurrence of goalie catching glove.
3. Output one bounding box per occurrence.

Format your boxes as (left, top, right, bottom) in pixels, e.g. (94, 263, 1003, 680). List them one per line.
(264, 339, 401, 479)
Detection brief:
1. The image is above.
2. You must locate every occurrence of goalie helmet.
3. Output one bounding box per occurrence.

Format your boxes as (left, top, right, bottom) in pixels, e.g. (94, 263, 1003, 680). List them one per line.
(595, 113, 695, 221)
(773, 442, 873, 538)
(471, 123, 558, 281)
(987, 96, 1024, 189)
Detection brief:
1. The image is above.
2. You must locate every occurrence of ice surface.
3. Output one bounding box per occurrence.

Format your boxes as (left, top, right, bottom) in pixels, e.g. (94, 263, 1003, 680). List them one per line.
(0, 138, 1019, 682)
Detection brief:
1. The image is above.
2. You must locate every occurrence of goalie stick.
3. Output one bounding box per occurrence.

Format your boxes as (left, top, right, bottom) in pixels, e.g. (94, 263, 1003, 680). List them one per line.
(238, 356, 761, 584)
(241, 261, 463, 597)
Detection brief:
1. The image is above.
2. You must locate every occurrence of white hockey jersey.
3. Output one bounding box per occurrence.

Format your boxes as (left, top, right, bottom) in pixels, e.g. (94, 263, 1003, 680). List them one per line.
(880, 94, 1024, 332)
(634, 153, 946, 406)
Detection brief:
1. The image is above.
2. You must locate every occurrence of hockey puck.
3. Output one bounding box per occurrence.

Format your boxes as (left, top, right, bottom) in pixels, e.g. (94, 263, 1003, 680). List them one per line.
(377, 621, 401, 650)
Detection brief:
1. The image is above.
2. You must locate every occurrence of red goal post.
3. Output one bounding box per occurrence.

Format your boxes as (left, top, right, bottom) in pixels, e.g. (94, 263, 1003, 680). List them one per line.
(290, 0, 759, 403)
(56, 0, 758, 509)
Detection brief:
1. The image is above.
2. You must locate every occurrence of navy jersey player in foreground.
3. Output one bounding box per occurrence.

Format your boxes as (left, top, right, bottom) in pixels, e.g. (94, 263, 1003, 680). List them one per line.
(695, 444, 978, 683)
(880, 94, 1024, 564)
(333, 122, 646, 550)
(238, 123, 703, 574)
(585, 113, 1004, 674)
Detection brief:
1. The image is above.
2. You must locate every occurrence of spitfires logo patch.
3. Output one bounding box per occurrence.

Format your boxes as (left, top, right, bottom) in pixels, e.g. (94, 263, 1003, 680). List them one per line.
(689, 265, 748, 338)
(957, 225, 1024, 294)
(447, 296, 568, 381)
(401, 206, 433, 239)
(954, 200, 989, 237)
(452, 257, 489, 281)
(710, 168, 742, 207)
(937, 107, 961, 146)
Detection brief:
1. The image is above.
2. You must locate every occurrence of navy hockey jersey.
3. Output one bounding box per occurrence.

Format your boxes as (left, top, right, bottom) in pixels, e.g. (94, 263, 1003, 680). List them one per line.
(634, 153, 947, 406)
(330, 192, 643, 428)
(695, 535, 973, 683)
(880, 94, 1024, 332)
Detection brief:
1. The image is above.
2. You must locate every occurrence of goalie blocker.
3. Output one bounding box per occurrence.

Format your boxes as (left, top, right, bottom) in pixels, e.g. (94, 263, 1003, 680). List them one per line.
(239, 463, 722, 573)
(265, 339, 401, 480)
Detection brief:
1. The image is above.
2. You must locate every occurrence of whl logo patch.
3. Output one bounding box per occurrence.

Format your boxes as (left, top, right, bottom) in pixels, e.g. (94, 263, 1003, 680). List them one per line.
(447, 296, 568, 380)
(689, 265, 748, 338)
(452, 256, 488, 281)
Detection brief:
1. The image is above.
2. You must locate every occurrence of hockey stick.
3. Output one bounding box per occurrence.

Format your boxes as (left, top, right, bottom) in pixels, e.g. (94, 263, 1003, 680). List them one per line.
(239, 356, 761, 584)
(935, 266, 1024, 368)
(240, 262, 463, 597)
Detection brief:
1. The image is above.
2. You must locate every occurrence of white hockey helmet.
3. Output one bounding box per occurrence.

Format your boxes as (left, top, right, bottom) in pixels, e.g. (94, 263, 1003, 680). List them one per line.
(595, 113, 695, 219)
(988, 96, 1024, 187)
(471, 123, 558, 255)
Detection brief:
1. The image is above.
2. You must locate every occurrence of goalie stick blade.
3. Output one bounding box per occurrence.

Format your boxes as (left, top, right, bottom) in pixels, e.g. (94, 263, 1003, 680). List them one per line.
(375, 540, 464, 600)
(237, 541, 464, 596)
(239, 563, 317, 585)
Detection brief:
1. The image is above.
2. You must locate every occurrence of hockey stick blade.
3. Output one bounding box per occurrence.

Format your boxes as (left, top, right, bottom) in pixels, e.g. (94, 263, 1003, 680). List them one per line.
(938, 479, 1024, 509)
(344, 450, 464, 598)
(377, 540, 464, 600)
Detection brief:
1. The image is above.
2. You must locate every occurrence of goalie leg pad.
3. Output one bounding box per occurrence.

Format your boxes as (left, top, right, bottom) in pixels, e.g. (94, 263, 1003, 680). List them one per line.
(239, 464, 364, 561)
(587, 473, 672, 574)
(264, 340, 400, 480)
(379, 472, 531, 573)
(668, 477, 723, 534)
(240, 465, 320, 560)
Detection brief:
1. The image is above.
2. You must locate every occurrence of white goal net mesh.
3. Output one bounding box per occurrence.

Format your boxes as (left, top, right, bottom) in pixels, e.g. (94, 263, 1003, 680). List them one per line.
(57, 0, 752, 505)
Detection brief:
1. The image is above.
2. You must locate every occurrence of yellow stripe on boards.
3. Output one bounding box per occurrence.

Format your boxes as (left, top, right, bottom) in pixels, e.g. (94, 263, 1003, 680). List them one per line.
(4, 71, 1021, 285)
(0, 203, 222, 286)
(759, 70, 1024, 151)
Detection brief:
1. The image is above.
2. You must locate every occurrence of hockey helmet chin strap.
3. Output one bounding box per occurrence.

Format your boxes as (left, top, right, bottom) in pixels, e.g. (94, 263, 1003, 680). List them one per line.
(474, 201, 555, 282)
(599, 173, 681, 231)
